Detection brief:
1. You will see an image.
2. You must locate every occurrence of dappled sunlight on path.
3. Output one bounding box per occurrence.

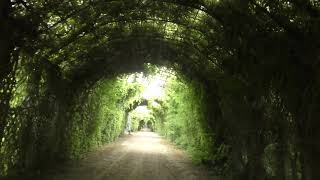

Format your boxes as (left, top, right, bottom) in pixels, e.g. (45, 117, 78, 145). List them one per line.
(121, 132, 168, 154)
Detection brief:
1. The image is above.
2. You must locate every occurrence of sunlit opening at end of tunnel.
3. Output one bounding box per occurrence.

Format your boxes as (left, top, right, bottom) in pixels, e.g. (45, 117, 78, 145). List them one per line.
(126, 66, 174, 101)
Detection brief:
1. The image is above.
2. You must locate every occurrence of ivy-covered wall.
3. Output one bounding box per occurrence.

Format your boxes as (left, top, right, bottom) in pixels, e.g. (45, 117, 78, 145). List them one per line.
(150, 74, 229, 175)
(0, 70, 142, 176)
(65, 76, 140, 159)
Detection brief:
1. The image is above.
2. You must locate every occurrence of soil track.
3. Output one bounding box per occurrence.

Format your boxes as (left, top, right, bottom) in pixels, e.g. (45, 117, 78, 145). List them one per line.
(36, 131, 217, 180)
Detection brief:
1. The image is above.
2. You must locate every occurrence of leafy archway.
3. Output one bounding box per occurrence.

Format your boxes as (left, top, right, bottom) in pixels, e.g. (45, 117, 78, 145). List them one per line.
(1, 0, 320, 179)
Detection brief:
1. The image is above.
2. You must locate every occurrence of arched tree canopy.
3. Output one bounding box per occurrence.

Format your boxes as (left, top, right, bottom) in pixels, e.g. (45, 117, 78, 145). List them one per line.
(0, 0, 319, 179)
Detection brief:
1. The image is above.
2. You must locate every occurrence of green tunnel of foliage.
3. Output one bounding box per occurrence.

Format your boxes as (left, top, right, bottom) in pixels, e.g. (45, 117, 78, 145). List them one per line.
(0, 71, 143, 175)
(1, 0, 320, 179)
(0, 65, 220, 178)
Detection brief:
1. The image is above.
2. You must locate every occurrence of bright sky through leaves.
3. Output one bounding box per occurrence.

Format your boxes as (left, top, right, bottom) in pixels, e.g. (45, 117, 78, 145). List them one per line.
(127, 67, 174, 100)
(142, 74, 166, 99)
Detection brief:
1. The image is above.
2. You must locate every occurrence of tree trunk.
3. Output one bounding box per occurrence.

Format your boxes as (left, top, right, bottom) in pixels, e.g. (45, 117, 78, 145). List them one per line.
(0, 0, 13, 80)
(231, 139, 244, 180)
(247, 132, 266, 180)
(0, 0, 14, 141)
(275, 144, 286, 180)
(274, 120, 288, 180)
(290, 152, 298, 180)
(297, 93, 320, 180)
(304, 120, 320, 180)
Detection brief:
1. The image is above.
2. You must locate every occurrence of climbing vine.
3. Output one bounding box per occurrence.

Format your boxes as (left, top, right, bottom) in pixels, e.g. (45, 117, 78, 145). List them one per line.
(65, 76, 142, 159)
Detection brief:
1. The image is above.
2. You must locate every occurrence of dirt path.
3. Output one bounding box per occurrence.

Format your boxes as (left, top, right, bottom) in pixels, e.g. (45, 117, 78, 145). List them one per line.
(40, 131, 217, 180)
